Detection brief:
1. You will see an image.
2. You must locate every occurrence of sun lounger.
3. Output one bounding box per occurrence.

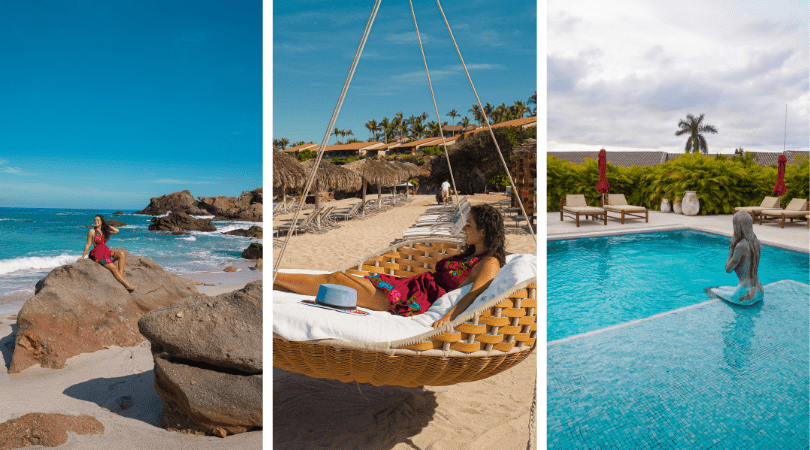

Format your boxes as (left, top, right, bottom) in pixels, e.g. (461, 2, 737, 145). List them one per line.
(734, 196, 781, 222)
(274, 208, 320, 237)
(560, 194, 607, 227)
(759, 198, 809, 228)
(603, 194, 648, 224)
(330, 202, 362, 222)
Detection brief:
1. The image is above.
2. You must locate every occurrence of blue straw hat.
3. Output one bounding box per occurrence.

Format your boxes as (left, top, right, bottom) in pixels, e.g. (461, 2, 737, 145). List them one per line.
(301, 284, 369, 316)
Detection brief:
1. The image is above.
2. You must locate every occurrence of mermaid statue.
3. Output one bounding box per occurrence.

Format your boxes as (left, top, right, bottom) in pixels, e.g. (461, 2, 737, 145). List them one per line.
(705, 211, 765, 306)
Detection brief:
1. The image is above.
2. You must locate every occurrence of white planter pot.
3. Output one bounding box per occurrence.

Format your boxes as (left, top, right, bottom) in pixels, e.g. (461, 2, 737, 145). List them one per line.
(660, 199, 671, 213)
(682, 191, 700, 216)
(673, 201, 683, 214)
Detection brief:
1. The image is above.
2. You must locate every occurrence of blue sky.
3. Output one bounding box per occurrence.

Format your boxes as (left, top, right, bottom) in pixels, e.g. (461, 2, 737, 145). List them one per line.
(548, 0, 809, 154)
(272, 0, 537, 145)
(0, 0, 262, 209)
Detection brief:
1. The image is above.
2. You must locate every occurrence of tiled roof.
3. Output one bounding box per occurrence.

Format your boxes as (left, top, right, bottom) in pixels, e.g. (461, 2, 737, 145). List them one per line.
(458, 116, 537, 140)
(283, 142, 318, 152)
(322, 141, 383, 152)
(548, 151, 668, 167)
(745, 150, 809, 167)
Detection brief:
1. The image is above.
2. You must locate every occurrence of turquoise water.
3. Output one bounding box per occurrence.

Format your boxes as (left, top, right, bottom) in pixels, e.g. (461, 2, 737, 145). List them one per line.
(548, 230, 810, 341)
(0, 207, 261, 306)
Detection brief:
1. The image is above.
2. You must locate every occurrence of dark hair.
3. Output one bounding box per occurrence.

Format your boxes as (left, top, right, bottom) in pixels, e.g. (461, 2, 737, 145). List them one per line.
(460, 204, 506, 267)
(95, 214, 111, 242)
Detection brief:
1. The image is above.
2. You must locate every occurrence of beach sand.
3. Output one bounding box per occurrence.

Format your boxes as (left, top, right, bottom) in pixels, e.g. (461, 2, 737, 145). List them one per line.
(0, 268, 263, 449)
(272, 194, 538, 450)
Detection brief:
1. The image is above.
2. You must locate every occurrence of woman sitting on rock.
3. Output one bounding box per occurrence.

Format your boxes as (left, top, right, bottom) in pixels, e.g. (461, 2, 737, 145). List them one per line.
(273, 204, 505, 328)
(78, 214, 137, 291)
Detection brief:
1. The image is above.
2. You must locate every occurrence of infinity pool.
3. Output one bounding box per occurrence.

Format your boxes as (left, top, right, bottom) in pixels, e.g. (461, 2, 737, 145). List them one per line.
(548, 230, 809, 341)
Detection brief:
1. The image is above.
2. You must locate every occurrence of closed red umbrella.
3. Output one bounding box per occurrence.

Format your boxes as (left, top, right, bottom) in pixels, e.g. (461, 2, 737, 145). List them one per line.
(773, 154, 787, 199)
(596, 148, 610, 206)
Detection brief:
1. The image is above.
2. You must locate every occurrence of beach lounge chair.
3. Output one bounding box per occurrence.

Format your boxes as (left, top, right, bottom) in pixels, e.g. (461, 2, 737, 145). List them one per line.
(273, 208, 320, 237)
(273, 239, 537, 387)
(560, 194, 607, 227)
(759, 198, 809, 228)
(603, 194, 648, 224)
(330, 202, 362, 222)
(733, 196, 781, 222)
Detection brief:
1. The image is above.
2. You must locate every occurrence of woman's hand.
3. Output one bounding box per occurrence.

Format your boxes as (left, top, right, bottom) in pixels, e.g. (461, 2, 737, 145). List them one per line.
(431, 314, 451, 329)
(76, 256, 83, 262)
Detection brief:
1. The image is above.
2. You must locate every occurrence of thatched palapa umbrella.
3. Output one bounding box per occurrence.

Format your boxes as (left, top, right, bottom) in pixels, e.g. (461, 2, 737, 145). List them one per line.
(388, 161, 420, 199)
(272, 149, 306, 212)
(300, 158, 362, 211)
(344, 159, 400, 208)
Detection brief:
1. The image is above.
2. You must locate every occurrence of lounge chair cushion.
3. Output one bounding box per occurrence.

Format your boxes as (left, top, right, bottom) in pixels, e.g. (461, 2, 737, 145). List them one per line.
(562, 206, 605, 215)
(565, 194, 588, 207)
(603, 204, 646, 212)
(761, 196, 781, 208)
(785, 198, 809, 211)
(272, 254, 536, 343)
(606, 194, 628, 206)
(760, 209, 809, 218)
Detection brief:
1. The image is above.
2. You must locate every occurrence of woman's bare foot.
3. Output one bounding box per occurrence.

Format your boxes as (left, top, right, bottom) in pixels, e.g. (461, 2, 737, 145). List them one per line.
(125, 285, 138, 292)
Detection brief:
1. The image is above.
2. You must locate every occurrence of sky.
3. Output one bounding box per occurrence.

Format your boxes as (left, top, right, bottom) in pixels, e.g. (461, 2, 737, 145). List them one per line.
(547, 0, 809, 154)
(272, 0, 538, 146)
(0, 0, 262, 210)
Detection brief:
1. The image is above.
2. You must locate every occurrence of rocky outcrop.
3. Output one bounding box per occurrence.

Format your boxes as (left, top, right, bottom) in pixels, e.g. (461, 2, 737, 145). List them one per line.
(112, 211, 123, 216)
(148, 212, 216, 233)
(223, 266, 237, 272)
(223, 226, 263, 239)
(107, 220, 127, 227)
(197, 189, 263, 222)
(138, 281, 262, 437)
(137, 190, 210, 216)
(0, 413, 104, 449)
(9, 251, 199, 373)
(241, 243, 262, 260)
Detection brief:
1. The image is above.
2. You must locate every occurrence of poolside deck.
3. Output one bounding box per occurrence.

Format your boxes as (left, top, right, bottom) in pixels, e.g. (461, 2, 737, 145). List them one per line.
(547, 210, 809, 253)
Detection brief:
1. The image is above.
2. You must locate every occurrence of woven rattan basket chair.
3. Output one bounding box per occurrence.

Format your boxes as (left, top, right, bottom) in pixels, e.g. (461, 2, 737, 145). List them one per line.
(273, 238, 537, 387)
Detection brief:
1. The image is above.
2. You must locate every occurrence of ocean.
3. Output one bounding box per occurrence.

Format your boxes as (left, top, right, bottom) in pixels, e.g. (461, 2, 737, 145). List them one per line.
(0, 207, 262, 313)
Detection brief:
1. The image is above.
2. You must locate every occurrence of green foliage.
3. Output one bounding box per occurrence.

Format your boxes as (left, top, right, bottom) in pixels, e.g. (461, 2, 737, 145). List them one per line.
(421, 146, 444, 157)
(486, 171, 510, 188)
(296, 150, 316, 162)
(547, 153, 810, 215)
(249, 243, 262, 251)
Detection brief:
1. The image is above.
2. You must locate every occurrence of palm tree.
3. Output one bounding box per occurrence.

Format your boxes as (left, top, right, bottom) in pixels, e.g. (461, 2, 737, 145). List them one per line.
(280, 137, 290, 150)
(420, 112, 429, 122)
(675, 113, 718, 154)
(345, 129, 354, 142)
(411, 120, 425, 140)
(446, 109, 459, 136)
(460, 116, 470, 130)
(527, 91, 537, 115)
(333, 127, 341, 145)
(394, 112, 404, 140)
(493, 103, 507, 123)
(513, 100, 528, 119)
(470, 104, 486, 125)
(272, 138, 280, 150)
(365, 119, 378, 141)
(380, 117, 391, 144)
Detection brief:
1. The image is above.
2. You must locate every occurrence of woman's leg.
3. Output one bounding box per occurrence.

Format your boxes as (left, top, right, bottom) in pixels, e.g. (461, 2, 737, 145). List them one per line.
(273, 272, 389, 311)
(112, 250, 126, 274)
(103, 263, 136, 291)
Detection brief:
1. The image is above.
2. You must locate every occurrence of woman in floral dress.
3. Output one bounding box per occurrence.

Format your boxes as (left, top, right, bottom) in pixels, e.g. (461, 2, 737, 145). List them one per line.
(273, 204, 505, 328)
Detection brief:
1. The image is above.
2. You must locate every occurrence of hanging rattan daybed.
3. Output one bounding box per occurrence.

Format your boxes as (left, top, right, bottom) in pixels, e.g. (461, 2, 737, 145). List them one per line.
(273, 238, 537, 387)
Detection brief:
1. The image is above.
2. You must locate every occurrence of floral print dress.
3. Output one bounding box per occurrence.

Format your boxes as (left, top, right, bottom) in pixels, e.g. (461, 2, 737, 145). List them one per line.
(89, 229, 115, 265)
(366, 252, 487, 317)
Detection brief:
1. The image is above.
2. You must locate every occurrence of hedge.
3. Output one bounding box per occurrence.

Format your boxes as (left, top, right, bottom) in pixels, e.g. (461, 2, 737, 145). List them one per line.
(547, 153, 809, 215)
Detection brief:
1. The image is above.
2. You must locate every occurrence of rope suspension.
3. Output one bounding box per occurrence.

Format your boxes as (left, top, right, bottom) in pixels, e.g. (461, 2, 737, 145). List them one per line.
(273, 0, 382, 283)
(434, 0, 537, 243)
(408, 0, 460, 211)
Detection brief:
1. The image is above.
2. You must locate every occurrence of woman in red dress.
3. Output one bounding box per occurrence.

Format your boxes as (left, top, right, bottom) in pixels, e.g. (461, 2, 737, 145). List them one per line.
(77, 214, 137, 291)
(273, 204, 505, 328)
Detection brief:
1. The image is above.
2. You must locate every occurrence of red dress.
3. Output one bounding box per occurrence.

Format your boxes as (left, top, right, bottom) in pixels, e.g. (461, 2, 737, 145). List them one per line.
(89, 229, 115, 265)
(366, 252, 487, 316)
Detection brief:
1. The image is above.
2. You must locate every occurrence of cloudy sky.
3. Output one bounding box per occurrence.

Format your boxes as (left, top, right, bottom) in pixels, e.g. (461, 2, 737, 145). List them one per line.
(273, 0, 537, 145)
(0, 1, 261, 209)
(547, 0, 809, 154)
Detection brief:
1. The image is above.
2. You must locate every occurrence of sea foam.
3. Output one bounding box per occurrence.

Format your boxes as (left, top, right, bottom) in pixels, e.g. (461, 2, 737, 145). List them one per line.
(0, 253, 77, 276)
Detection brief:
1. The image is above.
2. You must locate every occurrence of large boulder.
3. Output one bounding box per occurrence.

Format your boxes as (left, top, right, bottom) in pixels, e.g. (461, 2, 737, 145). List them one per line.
(138, 281, 263, 437)
(223, 226, 263, 239)
(107, 220, 127, 227)
(148, 212, 216, 233)
(197, 189, 263, 222)
(137, 190, 210, 216)
(240, 243, 262, 260)
(9, 251, 199, 373)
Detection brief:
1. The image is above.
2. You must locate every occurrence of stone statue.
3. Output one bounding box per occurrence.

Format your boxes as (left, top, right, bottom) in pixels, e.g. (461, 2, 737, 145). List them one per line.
(705, 211, 765, 305)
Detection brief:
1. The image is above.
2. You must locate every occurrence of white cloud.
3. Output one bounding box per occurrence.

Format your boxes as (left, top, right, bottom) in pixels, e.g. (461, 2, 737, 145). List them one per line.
(0, 167, 22, 173)
(548, 0, 809, 153)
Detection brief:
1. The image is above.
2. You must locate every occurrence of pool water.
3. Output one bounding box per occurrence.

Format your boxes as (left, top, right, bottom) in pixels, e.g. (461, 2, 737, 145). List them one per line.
(547, 230, 810, 341)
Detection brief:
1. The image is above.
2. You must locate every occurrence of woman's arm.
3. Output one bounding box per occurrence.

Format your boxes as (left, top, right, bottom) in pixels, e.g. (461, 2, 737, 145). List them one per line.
(109, 226, 119, 234)
(77, 229, 94, 262)
(431, 257, 501, 328)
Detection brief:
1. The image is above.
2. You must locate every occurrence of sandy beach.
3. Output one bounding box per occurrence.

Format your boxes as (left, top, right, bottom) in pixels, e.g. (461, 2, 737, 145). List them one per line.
(272, 194, 538, 450)
(0, 266, 263, 449)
